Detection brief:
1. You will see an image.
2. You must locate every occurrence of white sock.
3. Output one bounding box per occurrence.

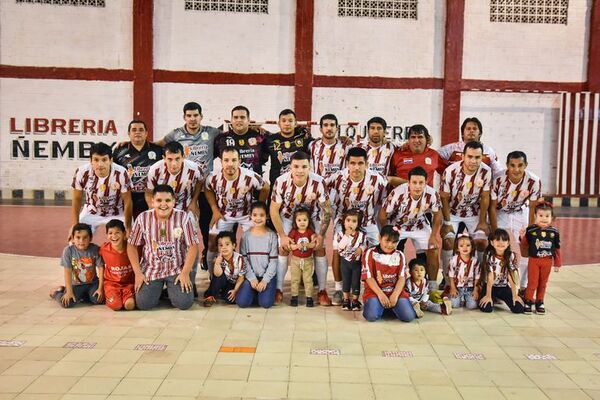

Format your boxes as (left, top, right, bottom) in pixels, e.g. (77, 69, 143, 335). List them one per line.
(277, 255, 288, 291)
(315, 256, 328, 291)
(335, 281, 343, 291)
(519, 257, 528, 289)
(441, 250, 453, 278)
(207, 250, 217, 276)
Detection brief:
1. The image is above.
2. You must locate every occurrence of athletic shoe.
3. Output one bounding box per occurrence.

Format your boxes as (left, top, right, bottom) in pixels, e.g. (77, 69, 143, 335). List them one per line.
(318, 290, 332, 306)
(332, 290, 343, 306)
(413, 302, 424, 318)
(535, 302, 546, 314)
(341, 299, 351, 311)
(290, 296, 298, 307)
(442, 297, 453, 315)
(49, 285, 65, 299)
(275, 289, 283, 305)
(523, 301, 532, 314)
(306, 297, 314, 307)
(203, 296, 217, 307)
(351, 300, 362, 311)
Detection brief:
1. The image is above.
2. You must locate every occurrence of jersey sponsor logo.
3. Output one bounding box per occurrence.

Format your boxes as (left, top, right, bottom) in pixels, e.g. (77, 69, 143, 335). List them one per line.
(226, 137, 235, 147)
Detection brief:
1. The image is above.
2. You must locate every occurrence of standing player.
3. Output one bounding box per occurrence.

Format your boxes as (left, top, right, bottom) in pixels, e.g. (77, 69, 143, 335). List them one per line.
(379, 167, 442, 289)
(113, 120, 163, 219)
(440, 141, 492, 282)
(214, 105, 267, 175)
(490, 151, 542, 293)
(70, 142, 132, 239)
(155, 102, 220, 269)
(205, 146, 270, 272)
(438, 117, 503, 176)
(270, 151, 333, 305)
(327, 147, 388, 304)
(308, 114, 349, 178)
(357, 117, 396, 176)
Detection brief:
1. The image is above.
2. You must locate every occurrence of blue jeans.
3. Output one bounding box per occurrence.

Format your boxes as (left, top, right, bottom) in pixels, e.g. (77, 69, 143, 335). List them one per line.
(53, 281, 101, 308)
(136, 275, 194, 310)
(450, 287, 478, 309)
(236, 278, 276, 308)
(363, 297, 416, 322)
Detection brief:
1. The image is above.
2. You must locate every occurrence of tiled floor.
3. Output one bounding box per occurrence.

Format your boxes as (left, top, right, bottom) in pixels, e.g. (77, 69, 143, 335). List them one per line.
(0, 254, 599, 400)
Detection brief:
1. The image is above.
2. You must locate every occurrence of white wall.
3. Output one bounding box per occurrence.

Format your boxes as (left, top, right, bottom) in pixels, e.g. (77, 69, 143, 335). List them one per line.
(0, 0, 132, 69)
(313, 0, 445, 78)
(460, 91, 561, 193)
(0, 78, 132, 191)
(153, 0, 295, 73)
(462, 0, 591, 82)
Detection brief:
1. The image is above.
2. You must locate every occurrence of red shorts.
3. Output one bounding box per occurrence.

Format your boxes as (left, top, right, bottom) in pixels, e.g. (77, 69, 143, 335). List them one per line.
(104, 281, 135, 311)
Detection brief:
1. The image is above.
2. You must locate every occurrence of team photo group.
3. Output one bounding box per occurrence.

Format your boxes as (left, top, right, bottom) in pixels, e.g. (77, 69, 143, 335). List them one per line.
(52, 101, 561, 323)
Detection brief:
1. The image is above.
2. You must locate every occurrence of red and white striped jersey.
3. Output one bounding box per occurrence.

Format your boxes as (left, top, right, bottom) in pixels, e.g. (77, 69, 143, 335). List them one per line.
(326, 169, 388, 228)
(332, 230, 367, 262)
(441, 161, 491, 218)
(383, 183, 440, 232)
(217, 252, 246, 284)
(271, 172, 328, 222)
(448, 255, 480, 288)
(405, 278, 429, 303)
(486, 252, 517, 287)
(308, 139, 349, 178)
(361, 246, 408, 301)
(205, 167, 265, 218)
(356, 141, 396, 175)
(147, 159, 202, 211)
(71, 163, 130, 217)
(438, 141, 503, 176)
(491, 170, 542, 213)
(128, 209, 200, 281)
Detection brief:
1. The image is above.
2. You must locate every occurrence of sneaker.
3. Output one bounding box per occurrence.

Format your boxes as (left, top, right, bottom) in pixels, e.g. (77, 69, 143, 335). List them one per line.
(442, 297, 453, 315)
(332, 290, 343, 306)
(523, 301, 533, 314)
(413, 302, 424, 318)
(203, 296, 217, 307)
(535, 302, 546, 314)
(351, 299, 362, 311)
(49, 285, 65, 299)
(341, 299, 351, 311)
(275, 289, 283, 305)
(318, 290, 332, 306)
(290, 296, 299, 307)
(306, 297, 314, 307)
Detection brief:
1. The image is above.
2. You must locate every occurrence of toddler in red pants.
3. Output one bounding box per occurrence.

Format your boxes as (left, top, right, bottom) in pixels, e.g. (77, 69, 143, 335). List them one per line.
(519, 202, 561, 314)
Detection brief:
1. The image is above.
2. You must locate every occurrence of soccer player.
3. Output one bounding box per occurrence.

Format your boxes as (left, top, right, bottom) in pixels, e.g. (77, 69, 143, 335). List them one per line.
(388, 124, 446, 187)
(327, 147, 388, 304)
(440, 141, 492, 281)
(113, 120, 163, 219)
(128, 184, 199, 310)
(490, 151, 542, 292)
(308, 114, 350, 178)
(438, 117, 503, 176)
(70, 142, 132, 240)
(205, 146, 270, 272)
(270, 151, 333, 306)
(357, 117, 396, 176)
(380, 166, 442, 289)
(214, 105, 267, 175)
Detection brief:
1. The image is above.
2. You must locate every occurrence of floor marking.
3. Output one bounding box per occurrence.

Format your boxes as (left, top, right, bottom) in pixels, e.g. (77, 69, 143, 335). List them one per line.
(219, 346, 256, 353)
(63, 341, 96, 349)
(0, 340, 25, 347)
(135, 344, 167, 351)
(454, 352, 485, 360)
(382, 350, 414, 358)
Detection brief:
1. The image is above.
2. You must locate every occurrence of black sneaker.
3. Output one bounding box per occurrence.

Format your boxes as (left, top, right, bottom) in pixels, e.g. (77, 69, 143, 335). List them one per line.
(306, 297, 314, 308)
(535, 302, 545, 314)
(341, 299, 351, 311)
(523, 301, 532, 314)
(351, 300, 362, 311)
(291, 296, 298, 307)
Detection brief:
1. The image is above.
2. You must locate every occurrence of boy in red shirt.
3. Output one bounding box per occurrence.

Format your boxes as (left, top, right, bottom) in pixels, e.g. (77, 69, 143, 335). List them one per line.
(100, 219, 135, 311)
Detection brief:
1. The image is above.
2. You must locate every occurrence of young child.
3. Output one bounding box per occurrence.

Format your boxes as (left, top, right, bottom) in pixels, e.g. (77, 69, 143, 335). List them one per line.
(332, 209, 367, 311)
(237, 202, 279, 308)
(520, 202, 561, 314)
(479, 228, 525, 314)
(51, 223, 104, 308)
(362, 225, 415, 322)
(100, 219, 135, 311)
(288, 207, 318, 307)
(405, 259, 452, 317)
(203, 231, 246, 307)
(448, 233, 480, 309)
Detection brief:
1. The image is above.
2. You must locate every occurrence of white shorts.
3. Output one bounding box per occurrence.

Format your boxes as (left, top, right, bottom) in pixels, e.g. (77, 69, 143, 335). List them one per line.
(496, 209, 528, 238)
(447, 215, 486, 240)
(280, 217, 322, 248)
(398, 226, 431, 253)
(79, 210, 124, 233)
(334, 223, 379, 247)
(209, 215, 252, 235)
